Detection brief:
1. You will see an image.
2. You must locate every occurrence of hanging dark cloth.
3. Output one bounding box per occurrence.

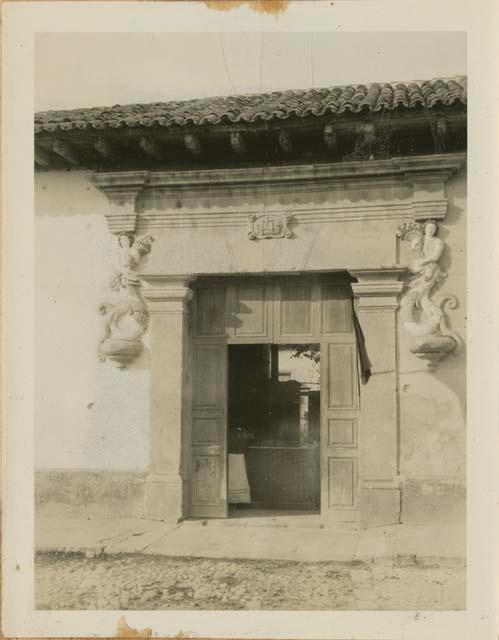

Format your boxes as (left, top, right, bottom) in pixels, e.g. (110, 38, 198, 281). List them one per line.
(351, 298, 372, 385)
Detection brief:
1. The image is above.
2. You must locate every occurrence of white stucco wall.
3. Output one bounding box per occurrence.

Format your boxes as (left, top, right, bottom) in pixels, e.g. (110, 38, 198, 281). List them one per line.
(35, 167, 466, 493)
(398, 171, 466, 484)
(35, 171, 150, 470)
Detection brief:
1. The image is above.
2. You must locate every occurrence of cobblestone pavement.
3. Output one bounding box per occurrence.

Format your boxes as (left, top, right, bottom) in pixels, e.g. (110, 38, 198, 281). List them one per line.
(35, 552, 465, 610)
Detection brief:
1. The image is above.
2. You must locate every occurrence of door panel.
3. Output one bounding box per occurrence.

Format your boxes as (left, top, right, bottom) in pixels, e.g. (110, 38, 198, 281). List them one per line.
(192, 345, 225, 412)
(274, 281, 316, 340)
(321, 285, 353, 334)
(194, 286, 226, 337)
(327, 344, 357, 410)
(228, 283, 273, 341)
(191, 342, 228, 518)
(328, 457, 357, 508)
(321, 336, 359, 523)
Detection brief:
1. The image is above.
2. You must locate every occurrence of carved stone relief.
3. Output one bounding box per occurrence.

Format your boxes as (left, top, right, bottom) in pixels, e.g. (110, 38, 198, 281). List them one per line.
(397, 220, 461, 369)
(98, 234, 154, 368)
(248, 212, 292, 240)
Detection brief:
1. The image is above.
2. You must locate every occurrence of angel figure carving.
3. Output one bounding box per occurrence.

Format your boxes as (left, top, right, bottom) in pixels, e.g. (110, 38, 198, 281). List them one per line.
(98, 234, 153, 368)
(397, 220, 461, 369)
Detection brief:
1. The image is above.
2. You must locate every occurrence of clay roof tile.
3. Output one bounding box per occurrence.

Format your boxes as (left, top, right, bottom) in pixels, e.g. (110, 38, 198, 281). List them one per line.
(34, 77, 467, 134)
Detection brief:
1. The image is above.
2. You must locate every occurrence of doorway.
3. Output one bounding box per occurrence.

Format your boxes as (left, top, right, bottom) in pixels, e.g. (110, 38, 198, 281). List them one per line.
(190, 275, 359, 523)
(227, 343, 320, 516)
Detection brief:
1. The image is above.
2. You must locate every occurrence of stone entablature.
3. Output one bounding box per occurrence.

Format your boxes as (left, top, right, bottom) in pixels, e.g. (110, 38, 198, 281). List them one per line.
(92, 153, 465, 236)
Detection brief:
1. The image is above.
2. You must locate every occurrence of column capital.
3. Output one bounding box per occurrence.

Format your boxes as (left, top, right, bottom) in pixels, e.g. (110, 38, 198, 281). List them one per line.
(141, 274, 197, 313)
(350, 267, 406, 310)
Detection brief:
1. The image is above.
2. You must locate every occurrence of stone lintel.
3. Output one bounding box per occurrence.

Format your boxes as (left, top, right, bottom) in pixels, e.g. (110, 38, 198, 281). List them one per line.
(91, 171, 149, 235)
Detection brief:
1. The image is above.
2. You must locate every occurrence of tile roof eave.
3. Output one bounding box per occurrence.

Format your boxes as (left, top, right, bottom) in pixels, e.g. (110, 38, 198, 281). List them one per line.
(34, 77, 467, 135)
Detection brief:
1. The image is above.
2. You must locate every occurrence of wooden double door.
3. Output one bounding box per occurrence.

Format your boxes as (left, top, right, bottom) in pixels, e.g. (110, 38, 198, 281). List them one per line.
(189, 274, 360, 524)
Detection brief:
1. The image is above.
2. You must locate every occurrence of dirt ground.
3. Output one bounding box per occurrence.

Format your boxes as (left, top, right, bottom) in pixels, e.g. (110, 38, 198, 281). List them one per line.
(35, 552, 465, 610)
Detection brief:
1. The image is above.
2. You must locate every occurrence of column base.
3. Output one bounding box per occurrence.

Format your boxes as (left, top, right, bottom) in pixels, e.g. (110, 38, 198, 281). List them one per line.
(360, 481, 401, 528)
(144, 474, 185, 522)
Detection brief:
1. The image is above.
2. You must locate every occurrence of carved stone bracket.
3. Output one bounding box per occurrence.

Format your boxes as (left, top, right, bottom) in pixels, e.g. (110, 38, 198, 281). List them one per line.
(396, 220, 462, 370)
(91, 171, 154, 368)
(248, 212, 292, 240)
(91, 171, 149, 235)
(394, 156, 465, 222)
(97, 234, 154, 368)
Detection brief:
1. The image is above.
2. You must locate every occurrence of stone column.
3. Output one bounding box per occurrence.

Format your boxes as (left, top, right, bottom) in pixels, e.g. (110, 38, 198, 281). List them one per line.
(141, 275, 196, 521)
(351, 268, 405, 528)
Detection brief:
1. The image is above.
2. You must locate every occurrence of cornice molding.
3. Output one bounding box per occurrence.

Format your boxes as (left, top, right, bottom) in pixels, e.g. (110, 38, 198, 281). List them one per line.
(136, 201, 414, 230)
(145, 153, 465, 189)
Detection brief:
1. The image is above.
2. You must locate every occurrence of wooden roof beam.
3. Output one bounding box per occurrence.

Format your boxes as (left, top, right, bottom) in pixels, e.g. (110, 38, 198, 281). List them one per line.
(94, 138, 116, 160)
(52, 140, 80, 165)
(139, 136, 164, 160)
(278, 129, 293, 153)
(324, 124, 337, 150)
(230, 132, 247, 155)
(184, 134, 202, 155)
(433, 117, 448, 153)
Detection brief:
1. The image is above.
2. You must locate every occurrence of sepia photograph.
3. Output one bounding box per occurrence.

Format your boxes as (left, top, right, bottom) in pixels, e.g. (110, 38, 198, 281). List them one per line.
(2, 1, 498, 638)
(33, 29, 467, 611)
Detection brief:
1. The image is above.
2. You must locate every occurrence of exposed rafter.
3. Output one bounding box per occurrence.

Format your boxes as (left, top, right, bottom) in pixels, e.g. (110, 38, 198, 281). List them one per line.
(94, 138, 116, 160)
(139, 136, 163, 159)
(324, 124, 337, 151)
(184, 134, 202, 155)
(433, 117, 448, 153)
(52, 140, 79, 165)
(278, 130, 293, 153)
(230, 132, 246, 155)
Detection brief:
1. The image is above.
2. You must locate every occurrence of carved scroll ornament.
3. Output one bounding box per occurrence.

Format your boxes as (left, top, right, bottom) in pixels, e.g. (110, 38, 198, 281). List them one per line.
(397, 220, 461, 370)
(98, 234, 154, 368)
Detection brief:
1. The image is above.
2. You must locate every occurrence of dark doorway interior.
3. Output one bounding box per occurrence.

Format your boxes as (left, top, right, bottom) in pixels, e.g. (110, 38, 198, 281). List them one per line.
(228, 344, 320, 513)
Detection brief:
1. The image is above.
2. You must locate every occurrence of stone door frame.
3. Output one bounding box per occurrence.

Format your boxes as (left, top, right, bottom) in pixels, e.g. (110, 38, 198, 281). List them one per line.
(139, 269, 404, 528)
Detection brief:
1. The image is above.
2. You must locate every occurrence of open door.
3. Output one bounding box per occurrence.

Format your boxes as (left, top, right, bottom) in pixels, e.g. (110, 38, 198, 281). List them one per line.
(320, 285, 360, 524)
(190, 342, 228, 518)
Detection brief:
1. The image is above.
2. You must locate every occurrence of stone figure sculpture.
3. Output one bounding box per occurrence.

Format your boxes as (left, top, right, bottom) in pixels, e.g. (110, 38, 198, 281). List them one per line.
(98, 234, 153, 368)
(397, 220, 461, 369)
